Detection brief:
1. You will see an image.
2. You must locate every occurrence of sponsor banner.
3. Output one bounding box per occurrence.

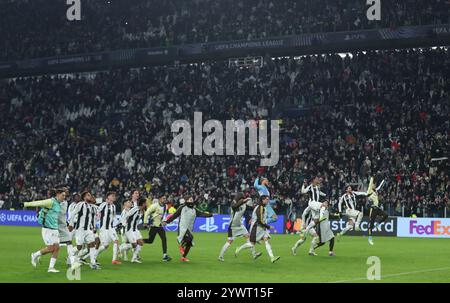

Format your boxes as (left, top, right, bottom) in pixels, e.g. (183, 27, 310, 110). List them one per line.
(163, 214, 285, 234)
(397, 217, 450, 238)
(0, 211, 284, 234)
(328, 216, 397, 236)
(0, 210, 39, 227)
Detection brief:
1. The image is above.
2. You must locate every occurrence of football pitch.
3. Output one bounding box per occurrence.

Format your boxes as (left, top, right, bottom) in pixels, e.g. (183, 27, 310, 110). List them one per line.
(0, 226, 449, 283)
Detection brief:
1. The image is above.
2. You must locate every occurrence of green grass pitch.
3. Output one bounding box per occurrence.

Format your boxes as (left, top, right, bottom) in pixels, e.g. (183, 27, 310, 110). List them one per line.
(0, 226, 449, 283)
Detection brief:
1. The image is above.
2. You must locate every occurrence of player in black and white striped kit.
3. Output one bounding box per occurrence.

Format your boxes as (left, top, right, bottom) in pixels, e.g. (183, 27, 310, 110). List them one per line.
(336, 185, 368, 239)
(218, 192, 262, 261)
(68, 191, 100, 270)
(120, 197, 146, 263)
(300, 177, 327, 236)
(95, 192, 121, 265)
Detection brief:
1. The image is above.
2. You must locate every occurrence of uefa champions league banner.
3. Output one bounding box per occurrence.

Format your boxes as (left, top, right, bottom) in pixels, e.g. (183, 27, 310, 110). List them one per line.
(163, 214, 285, 234)
(0, 210, 40, 227)
(397, 217, 450, 238)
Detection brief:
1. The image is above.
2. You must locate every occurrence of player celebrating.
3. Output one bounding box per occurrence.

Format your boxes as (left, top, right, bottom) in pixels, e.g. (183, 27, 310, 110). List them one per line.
(291, 205, 320, 256)
(366, 177, 388, 245)
(143, 195, 172, 262)
(57, 187, 76, 267)
(300, 176, 326, 237)
(120, 197, 146, 263)
(313, 201, 338, 256)
(130, 189, 140, 207)
(68, 191, 100, 270)
(254, 177, 277, 223)
(163, 195, 213, 262)
(247, 195, 280, 263)
(21, 188, 66, 273)
(219, 192, 262, 261)
(96, 191, 121, 264)
(336, 185, 367, 239)
(118, 199, 133, 261)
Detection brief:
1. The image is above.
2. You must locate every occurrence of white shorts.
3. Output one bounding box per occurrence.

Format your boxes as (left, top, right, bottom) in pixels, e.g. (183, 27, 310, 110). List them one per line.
(302, 227, 318, 237)
(42, 228, 59, 246)
(250, 225, 270, 242)
(99, 229, 118, 245)
(308, 201, 322, 219)
(75, 230, 95, 246)
(227, 225, 249, 240)
(124, 230, 142, 244)
(58, 226, 72, 243)
(345, 209, 361, 221)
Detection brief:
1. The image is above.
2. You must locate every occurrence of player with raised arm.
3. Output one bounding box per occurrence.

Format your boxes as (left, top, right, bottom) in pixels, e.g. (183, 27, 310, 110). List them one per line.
(162, 195, 213, 262)
(254, 177, 277, 223)
(21, 188, 66, 273)
(219, 192, 262, 261)
(366, 177, 388, 245)
(247, 195, 280, 263)
(300, 176, 326, 238)
(336, 185, 367, 239)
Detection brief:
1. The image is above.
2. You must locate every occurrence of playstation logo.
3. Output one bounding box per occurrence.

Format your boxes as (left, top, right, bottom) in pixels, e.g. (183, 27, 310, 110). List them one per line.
(199, 217, 218, 232)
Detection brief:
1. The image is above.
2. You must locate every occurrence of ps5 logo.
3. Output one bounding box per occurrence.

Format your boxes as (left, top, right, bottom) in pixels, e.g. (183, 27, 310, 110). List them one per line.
(199, 217, 219, 232)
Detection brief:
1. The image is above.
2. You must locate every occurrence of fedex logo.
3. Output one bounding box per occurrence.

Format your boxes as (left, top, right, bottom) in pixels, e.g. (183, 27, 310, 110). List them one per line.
(398, 218, 450, 238)
(409, 220, 450, 235)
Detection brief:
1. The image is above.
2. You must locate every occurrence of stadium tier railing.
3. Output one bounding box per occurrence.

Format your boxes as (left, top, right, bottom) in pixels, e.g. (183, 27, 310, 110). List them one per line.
(0, 24, 450, 79)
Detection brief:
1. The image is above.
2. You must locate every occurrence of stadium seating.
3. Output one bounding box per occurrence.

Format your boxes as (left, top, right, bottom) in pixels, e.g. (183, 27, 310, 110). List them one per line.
(0, 0, 449, 61)
(0, 48, 448, 217)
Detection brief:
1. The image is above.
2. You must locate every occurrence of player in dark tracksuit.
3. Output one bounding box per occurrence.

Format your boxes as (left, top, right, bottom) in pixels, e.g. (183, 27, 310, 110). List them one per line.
(367, 177, 388, 245)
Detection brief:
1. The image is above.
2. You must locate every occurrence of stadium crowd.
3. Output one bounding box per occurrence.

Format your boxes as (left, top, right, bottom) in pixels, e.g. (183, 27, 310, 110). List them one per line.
(1, 0, 449, 61)
(0, 47, 449, 218)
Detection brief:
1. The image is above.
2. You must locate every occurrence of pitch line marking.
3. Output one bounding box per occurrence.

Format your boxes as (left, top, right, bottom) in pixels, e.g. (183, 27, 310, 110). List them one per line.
(329, 267, 450, 283)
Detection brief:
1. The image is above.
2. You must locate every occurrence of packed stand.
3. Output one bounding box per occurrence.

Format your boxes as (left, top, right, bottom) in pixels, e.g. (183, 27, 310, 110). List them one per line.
(1, 0, 449, 61)
(0, 47, 448, 217)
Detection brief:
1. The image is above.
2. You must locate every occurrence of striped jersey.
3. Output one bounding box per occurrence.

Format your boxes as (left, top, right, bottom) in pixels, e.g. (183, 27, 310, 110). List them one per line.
(98, 202, 116, 230)
(124, 206, 141, 232)
(338, 191, 367, 212)
(301, 184, 326, 202)
(70, 201, 96, 231)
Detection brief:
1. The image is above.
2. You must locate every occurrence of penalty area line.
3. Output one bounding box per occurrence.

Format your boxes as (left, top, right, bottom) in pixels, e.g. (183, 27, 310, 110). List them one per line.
(329, 267, 450, 283)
